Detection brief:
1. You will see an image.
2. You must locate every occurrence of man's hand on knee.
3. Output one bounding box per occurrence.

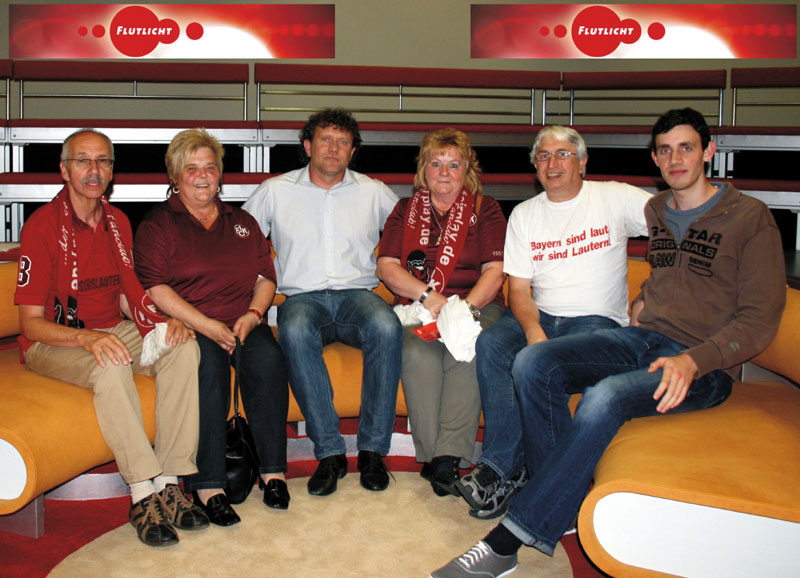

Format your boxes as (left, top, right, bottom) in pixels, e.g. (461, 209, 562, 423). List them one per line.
(649, 353, 698, 413)
(77, 330, 133, 368)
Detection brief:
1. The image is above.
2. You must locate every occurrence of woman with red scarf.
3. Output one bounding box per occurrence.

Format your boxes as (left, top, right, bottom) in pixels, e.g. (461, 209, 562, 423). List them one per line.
(378, 128, 506, 497)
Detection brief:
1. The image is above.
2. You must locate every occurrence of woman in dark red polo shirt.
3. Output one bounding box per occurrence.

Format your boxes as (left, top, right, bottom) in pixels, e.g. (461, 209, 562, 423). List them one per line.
(377, 128, 507, 498)
(134, 129, 289, 526)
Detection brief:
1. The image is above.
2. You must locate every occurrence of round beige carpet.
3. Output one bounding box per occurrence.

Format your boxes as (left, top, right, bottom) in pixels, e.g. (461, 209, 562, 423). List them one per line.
(49, 472, 572, 577)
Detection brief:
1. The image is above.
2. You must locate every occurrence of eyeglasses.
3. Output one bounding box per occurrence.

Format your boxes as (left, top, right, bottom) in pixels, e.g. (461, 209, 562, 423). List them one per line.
(64, 158, 115, 169)
(533, 151, 578, 163)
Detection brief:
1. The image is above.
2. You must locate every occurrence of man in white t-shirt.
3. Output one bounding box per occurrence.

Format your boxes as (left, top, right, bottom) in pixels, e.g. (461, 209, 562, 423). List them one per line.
(457, 126, 650, 519)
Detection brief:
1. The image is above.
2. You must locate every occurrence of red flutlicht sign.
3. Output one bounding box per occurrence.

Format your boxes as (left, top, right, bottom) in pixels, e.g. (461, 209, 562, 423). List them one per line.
(471, 4, 796, 59)
(10, 4, 335, 59)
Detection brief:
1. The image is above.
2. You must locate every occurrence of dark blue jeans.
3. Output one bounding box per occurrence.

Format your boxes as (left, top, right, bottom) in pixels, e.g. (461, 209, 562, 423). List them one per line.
(475, 308, 620, 482)
(185, 324, 289, 491)
(501, 326, 733, 555)
(277, 289, 402, 459)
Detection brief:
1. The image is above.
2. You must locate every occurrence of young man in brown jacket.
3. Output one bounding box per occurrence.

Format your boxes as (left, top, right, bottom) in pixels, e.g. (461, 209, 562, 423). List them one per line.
(431, 107, 786, 578)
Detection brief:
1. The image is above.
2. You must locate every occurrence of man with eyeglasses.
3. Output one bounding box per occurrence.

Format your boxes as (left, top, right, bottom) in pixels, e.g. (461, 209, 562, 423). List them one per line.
(433, 109, 785, 578)
(15, 129, 208, 547)
(456, 125, 651, 520)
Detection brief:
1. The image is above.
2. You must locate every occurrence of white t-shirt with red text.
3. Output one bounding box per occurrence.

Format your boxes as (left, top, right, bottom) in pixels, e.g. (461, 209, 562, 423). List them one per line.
(504, 180, 650, 326)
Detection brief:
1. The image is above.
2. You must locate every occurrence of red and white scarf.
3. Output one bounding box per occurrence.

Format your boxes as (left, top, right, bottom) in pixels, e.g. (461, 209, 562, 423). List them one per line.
(55, 187, 168, 366)
(399, 188, 475, 305)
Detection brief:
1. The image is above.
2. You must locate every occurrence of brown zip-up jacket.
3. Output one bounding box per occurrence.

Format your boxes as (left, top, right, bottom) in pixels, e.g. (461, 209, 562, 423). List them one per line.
(633, 184, 786, 379)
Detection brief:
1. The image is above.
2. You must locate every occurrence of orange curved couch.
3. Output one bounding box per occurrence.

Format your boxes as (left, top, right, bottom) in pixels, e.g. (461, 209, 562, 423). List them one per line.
(0, 260, 406, 522)
(579, 259, 800, 577)
(3, 257, 799, 575)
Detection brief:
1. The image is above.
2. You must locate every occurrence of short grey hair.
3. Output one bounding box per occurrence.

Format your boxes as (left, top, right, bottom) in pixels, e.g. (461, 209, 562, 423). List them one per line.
(61, 129, 115, 162)
(530, 125, 588, 164)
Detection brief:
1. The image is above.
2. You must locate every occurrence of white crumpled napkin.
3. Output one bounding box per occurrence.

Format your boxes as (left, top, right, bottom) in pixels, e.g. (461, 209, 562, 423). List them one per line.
(393, 301, 435, 327)
(437, 296, 482, 362)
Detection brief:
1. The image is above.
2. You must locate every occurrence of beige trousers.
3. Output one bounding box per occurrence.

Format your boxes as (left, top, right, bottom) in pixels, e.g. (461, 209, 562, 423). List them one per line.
(401, 303, 504, 466)
(25, 320, 201, 484)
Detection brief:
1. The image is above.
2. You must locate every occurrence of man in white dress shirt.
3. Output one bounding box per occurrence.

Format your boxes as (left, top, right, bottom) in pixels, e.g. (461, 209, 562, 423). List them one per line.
(243, 109, 402, 496)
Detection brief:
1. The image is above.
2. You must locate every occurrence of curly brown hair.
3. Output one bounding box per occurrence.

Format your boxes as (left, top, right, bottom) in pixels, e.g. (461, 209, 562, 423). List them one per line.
(299, 108, 362, 165)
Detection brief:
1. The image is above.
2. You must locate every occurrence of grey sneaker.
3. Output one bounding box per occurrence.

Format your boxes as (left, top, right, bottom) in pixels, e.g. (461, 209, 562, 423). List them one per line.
(457, 463, 502, 511)
(430, 541, 518, 578)
(470, 468, 529, 520)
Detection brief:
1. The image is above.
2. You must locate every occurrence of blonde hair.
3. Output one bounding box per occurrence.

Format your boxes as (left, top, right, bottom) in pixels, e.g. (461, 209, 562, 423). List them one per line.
(165, 128, 224, 185)
(414, 128, 482, 194)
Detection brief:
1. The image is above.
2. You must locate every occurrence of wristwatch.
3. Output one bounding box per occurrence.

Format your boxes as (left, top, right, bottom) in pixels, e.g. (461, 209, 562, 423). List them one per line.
(419, 287, 432, 303)
(466, 301, 481, 320)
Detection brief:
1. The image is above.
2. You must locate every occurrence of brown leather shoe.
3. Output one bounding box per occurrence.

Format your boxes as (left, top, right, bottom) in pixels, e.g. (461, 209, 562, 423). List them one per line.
(129, 493, 179, 547)
(159, 484, 210, 531)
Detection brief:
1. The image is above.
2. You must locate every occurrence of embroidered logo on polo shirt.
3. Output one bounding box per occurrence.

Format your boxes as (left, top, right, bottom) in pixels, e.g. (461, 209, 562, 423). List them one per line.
(234, 224, 250, 238)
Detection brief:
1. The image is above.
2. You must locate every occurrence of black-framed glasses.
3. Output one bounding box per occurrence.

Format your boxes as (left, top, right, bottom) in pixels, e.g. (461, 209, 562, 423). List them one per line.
(533, 151, 578, 163)
(64, 158, 115, 169)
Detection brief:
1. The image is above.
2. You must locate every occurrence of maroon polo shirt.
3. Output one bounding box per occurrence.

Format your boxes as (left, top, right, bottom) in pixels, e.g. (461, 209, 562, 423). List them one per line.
(134, 194, 276, 328)
(379, 194, 507, 307)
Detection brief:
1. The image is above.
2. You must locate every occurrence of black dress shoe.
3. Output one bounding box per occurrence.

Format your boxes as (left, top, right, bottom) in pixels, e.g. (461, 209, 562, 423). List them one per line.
(307, 454, 348, 496)
(357, 450, 391, 491)
(430, 455, 461, 497)
(261, 478, 290, 510)
(192, 493, 241, 527)
(420, 462, 434, 482)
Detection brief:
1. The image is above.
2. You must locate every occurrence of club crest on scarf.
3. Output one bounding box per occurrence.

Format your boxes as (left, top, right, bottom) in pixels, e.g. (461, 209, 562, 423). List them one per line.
(405, 249, 427, 282)
(134, 296, 160, 329)
(399, 188, 475, 305)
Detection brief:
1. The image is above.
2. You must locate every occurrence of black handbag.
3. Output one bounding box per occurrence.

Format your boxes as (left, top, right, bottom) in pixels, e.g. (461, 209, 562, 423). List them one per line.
(225, 338, 260, 504)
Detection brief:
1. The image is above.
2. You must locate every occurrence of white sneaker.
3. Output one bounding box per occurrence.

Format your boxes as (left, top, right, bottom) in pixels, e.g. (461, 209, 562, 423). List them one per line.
(430, 541, 518, 578)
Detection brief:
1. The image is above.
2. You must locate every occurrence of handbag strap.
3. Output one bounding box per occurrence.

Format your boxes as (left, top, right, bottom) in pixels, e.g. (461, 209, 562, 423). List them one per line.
(233, 337, 242, 416)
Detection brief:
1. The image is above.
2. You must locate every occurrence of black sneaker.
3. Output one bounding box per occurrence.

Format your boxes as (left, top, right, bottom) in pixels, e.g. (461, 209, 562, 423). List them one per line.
(457, 463, 502, 511)
(129, 493, 179, 547)
(471, 468, 529, 520)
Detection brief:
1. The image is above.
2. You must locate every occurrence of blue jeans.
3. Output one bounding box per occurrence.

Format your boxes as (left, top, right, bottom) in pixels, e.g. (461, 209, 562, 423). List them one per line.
(475, 309, 620, 482)
(501, 326, 733, 555)
(185, 324, 289, 492)
(277, 289, 402, 459)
